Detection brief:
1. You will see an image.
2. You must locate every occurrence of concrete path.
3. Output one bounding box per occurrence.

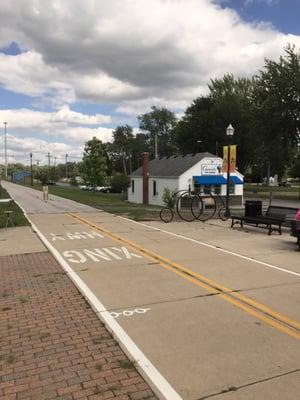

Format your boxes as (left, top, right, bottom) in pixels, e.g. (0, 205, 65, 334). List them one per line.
(0, 215, 157, 400)
(2, 181, 95, 214)
(3, 182, 300, 400)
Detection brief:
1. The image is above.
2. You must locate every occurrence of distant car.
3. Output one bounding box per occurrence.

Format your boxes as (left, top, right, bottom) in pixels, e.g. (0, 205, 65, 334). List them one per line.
(99, 186, 111, 193)
(278, 181, 291, 187)
(79, 185, 87, 190)
(94, 186, 104, 192)
(46, 181, 56, 185)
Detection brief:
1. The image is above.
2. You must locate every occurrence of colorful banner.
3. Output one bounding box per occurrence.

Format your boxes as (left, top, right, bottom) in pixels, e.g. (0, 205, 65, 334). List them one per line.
(229, 145, 236, 172)
(221, 146, 228, 173)
(222, 145, 237, 172)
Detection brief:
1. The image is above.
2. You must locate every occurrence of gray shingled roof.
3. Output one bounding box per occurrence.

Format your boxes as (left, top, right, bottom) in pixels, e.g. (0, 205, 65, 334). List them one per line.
(131, 152, 217, 177)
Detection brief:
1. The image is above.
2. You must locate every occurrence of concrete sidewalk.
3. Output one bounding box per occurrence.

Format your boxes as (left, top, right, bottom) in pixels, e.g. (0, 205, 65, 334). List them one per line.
(0, 227, 157, 400)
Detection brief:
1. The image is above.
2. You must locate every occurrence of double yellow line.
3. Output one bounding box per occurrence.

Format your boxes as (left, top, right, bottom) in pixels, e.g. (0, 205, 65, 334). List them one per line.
(68, 213, 300, 341)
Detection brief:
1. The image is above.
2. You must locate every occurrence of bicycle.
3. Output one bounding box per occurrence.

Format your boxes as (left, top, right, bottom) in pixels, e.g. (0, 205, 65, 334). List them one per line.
(159, 206, 174, 223)
(191, 191, 217, 221)
(176, 189, 199, 222)
(213, 193, 232, 221)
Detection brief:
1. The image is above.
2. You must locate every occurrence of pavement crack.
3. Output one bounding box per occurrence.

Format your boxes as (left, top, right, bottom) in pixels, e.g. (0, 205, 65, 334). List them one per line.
(196, 368, 300, 400)
(104, 293, 219, 312)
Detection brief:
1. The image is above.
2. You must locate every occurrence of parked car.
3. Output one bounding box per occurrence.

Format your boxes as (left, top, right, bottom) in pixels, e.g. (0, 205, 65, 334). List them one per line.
(278, 181, 291, 187)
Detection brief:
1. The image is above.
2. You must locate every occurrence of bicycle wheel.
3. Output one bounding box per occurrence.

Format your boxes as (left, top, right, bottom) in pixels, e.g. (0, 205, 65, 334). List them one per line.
(192, 192, 217, 221)
(190, 193, 204, 220)
(218, 206, 230, 221)
(176, 191, 196, 222)
(159, 207, 174, 223)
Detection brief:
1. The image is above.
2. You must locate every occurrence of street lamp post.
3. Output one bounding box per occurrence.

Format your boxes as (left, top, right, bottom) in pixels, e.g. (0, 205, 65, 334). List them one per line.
(225, 123, 234, 217)
(3, 122, 8, 179)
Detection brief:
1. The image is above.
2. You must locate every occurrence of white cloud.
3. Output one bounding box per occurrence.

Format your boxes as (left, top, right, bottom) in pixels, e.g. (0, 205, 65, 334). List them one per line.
(0, 134, 84, 165)
(0, 106, 110, 129)
(0, 107, 113, 165)
(0, 0, 298, 165)
(0, 0, 299, 113)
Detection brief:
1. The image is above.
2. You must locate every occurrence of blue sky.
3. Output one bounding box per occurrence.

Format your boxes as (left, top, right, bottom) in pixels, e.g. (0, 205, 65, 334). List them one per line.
(222, 0, 300, 34)
(0, 0, 299, 165)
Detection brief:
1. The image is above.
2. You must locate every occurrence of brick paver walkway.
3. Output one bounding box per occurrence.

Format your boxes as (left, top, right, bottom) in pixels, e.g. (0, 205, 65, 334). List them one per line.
(0, 252, 158, 400)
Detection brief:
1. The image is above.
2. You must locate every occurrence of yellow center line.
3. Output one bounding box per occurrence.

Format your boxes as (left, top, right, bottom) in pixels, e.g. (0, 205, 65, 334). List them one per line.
(68, 212, 300, 341)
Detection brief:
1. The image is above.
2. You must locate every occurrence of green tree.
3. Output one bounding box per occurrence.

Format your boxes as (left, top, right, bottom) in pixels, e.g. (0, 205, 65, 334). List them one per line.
(138, 106, 178, 157)
(174, 96, 214, 154)
(289, 154, 300, 179)
(112, 125, 134, 174)
(253, 45, 300, 179)
(175, 75, 255, 173)
(208, 75, 256, 173)
(110, 173, 130, 193)
(80, 137, 107, 185)
(130, 133, 149, 171)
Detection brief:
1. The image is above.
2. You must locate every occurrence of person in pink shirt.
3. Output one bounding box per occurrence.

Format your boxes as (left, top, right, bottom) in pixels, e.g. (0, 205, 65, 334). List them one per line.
(294, 209, 300, 250)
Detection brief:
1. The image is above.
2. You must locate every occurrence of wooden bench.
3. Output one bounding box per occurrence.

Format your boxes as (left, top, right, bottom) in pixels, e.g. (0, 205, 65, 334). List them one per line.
(231, 206, 298, 235)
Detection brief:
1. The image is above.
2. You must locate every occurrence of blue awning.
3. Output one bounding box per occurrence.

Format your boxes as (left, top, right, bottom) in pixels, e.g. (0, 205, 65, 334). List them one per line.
(193, 175, 227, 185)
(229, 176, 243, 184)
(193, 175, 243, 185)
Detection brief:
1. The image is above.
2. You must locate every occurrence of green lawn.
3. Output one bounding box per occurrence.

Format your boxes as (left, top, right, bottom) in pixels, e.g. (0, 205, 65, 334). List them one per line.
(0, 184, 29, 228)
(244, 184, 300, 200)
(23, 183, 161, 221)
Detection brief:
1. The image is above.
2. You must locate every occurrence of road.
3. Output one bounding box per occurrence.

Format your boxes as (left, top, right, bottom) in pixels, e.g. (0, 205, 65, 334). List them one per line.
(3, 181, 300, 400)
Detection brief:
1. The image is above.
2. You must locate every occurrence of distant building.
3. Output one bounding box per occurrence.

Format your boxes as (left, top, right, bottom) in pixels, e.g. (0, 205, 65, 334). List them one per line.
(128, 152, 244, 206)
(12, 170, 32, 183)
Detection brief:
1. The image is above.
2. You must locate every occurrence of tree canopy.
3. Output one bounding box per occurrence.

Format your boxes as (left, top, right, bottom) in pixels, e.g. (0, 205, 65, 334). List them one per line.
(80, 137, 107, 185)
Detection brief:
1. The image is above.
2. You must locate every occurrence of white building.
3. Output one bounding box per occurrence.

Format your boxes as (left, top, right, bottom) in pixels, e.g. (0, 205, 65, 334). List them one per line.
(128, 152, 244, 206)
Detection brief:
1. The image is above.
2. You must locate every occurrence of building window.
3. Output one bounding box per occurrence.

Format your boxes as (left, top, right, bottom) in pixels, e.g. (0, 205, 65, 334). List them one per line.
(215, 185, 221, 195)
(204, 185, 211, 194)
(131, 180, 135, 193)
(153, 181, 157, 196)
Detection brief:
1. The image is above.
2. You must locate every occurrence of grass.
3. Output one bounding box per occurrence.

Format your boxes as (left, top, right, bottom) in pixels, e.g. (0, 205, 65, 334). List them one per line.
(0, 184, 30, 228)
(244, 184, 300, 201)
(22, 182, 161, 221)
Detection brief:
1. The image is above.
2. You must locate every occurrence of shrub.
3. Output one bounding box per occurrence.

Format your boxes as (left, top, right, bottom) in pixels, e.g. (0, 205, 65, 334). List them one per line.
(162, 187, 177, 209)
(110, 173, 130, 193)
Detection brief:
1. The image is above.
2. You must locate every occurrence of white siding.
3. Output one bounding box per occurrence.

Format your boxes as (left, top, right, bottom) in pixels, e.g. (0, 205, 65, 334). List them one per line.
(148, 177, 179, 206)
(128, 157, 244, 205)
(127, 177, 143, 204)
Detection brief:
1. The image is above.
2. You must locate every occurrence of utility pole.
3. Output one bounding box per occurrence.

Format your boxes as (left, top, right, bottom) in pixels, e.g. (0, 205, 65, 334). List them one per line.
(155, 134, 158, 159)
(3, 122, 8, 179)
(54, 156, 57, 166)
(35, 159, 40, 180)
(30, 152, 33, 187)
(47, 152, 51, 180)
(65, 153, 68, 179)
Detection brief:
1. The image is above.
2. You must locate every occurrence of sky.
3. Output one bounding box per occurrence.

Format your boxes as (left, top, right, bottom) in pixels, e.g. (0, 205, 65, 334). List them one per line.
(0, 0, 299, 166)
